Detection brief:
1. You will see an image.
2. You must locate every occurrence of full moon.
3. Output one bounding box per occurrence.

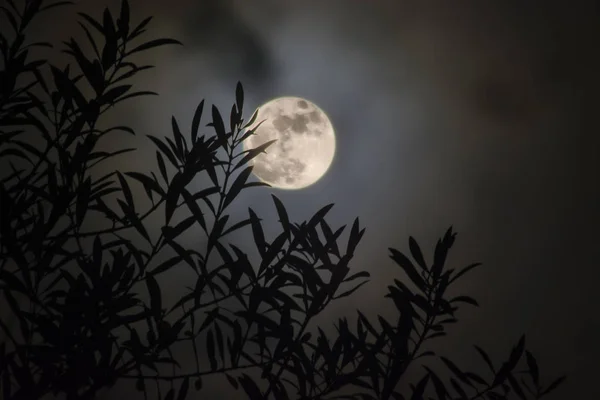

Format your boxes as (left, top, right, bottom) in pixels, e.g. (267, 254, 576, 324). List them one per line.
(243, 97, 336, 190)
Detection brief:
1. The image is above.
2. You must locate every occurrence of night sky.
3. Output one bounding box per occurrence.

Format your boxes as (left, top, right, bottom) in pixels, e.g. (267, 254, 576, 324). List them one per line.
(17, 0, 600, 398)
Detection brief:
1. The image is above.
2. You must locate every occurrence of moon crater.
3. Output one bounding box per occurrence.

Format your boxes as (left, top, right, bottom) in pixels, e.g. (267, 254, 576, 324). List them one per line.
(243, 96, 336, 190)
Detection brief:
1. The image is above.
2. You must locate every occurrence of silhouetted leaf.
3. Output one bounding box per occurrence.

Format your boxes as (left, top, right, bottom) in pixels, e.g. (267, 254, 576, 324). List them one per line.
(99, 85, 131, 105)
(525, 350, 539, 387)
(493, 335, 525, 386)
(210, 104, 227, 149)
(474, 345, 495, 374)
(125, 38, 182, 56)
(409, 236, 428, 271)
(165, 171, 193, 223)
(411, 374, 430, 400)
(540, 376, 566, 397)
(389, 248, 426, 293)
(125, 171, 165, 198)
(333, 280, 369, 300)
(175, 377, 189, 400)
(148, 134, 178, 167)
(441, 357, 470, 385)
(226, 373, 238, 389)
(224, 166, 253, 209)
(347, 217, 365, 256)
(150, 255, 183, 276)
(235, 81, 244, 113)
(75, 177, 91, 225)
(249, 208, 266, 256)
(128, 15, 152, 40)
(164, 216, 196, 242)
(450, 296, 479, 307)
(206, 330, 217, 370)
(307, 203, 334, 230)
(239, 374, 262, 399)
(449, 378, 467, 399)
(0, 271, 27, 294)
(191, 99, 204, 143)
(118, 0, 130, 39)
(449, 262, 482, 284)
(171, 116, 186, 160)
(219, 218, 251, 238)
(101, 8, 117, 69)
(233, 139, 276, 171)
(508, 373, 527, 400)
(146, 275, 162, 320)
(155, 150, 168, 184)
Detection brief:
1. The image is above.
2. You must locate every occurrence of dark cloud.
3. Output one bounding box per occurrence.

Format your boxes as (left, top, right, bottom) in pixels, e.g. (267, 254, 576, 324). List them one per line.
(5, 0, 599, 397)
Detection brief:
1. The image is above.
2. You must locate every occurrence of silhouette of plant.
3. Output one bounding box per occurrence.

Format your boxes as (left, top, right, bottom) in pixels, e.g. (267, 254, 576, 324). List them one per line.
(0, 1, 566, 399)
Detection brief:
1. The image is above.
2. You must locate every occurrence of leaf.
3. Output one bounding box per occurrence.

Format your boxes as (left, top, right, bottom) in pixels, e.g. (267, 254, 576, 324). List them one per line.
(210, 104, 227, 149)
(307, 203, 334, 230)
(235, 81, 244, 113)
(164, 216, 196, 242)
(540, 376, 566, 396)
(117, 199, 150, 242)
(347, 217, 365, 256)
(206, 329, 217, 370)
(0, 271, 27, 294)
(101, 8, 117, 69)
(75, 177, 91, 225)
(125, 171, 165, 197)
(493, 335, 526, 386)
(191, 99, 204, 144)
(333, 280, 368, 300)
(221, 218, 251, 237)
(116, 172, 134, 209)
(129, 16, 152, 40)
(79, 12, 104, 35)
(114, 90, 158, 103)
(449, 262, 482, 284)
(146, 275, 162, 320)
(272, 194, 290, 236)
(233, 139, 276, 171)
(118, 0, 130, 38)
(450, 296, 479, 307)
(226, 373, 238, 389)
(165, 171, 193, 223)
(248, 208, 266, 256)
(474, 345, 495, 374)
(99, 85, 131, 105)
(150, 255, 183, 276)
(171, 116, 186, 160)
(389, 248, 427, 293)
(441, 357, 470, 385)
(508, 373, 527, 400)
(424, 367, 448, 400)
(181, 189, 206, 232)
(525, 350, 539, 387)
(238, 374, 262, 399)
(156, 151, 168, 184)
(223, 166, 253, 209)
(125, 38, 183, 56)
(176, 377, 189, 400)
(148, 135, 178, 167)
(411, 374, 430, 400)
(409, 236, 428, 271)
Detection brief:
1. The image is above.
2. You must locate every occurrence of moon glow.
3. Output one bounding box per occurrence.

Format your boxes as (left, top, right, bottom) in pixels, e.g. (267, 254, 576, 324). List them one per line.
(243, 97, 336, 190)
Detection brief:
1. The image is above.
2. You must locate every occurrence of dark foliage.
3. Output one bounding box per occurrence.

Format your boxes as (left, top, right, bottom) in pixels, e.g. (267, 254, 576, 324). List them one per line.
(0, 1, 566, 399)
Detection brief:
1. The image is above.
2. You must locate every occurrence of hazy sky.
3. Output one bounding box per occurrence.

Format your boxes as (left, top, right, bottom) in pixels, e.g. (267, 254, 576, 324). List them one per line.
(19, 0, 600, 398)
